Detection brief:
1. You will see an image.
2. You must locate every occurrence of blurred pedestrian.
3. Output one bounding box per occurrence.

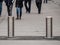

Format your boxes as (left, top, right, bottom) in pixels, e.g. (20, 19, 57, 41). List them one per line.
(4, 0, 14, 16)
(35, 0, 42, 14)
(0, 0, 3, 17)
(24, 0, 31, 13)
(44, 0, 48, 3)
(15, 0, 24, 20)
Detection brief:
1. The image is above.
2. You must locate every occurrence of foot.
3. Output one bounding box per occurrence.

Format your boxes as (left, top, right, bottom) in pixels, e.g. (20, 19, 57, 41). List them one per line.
(28, 11, 30, 13)
(26, 11, 30, 13)
(38, 12, 41, 14)
(38, 13, 40, 14)
(19, 16, 21, 20)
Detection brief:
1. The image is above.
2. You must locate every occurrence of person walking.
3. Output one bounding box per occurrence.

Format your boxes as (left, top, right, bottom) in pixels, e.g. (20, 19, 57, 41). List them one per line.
(24, 0, 31, 13)
(4, 0, 14, 16)
(44, 0, 48, 3)
(15, 0, 24, 20)
(35, 0, 42, 14)
(0, 0, 3, 17)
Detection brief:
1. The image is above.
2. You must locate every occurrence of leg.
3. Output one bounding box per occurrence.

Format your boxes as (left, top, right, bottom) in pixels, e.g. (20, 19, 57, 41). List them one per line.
(44, 0, 45, 3)
(38, 3, 42, 14)
(36, 2, 39, 14)
(44, 0, 47, 3)
(24, 1, 29, 12)
(7, 6, 10, 16)
(20, 8, 22, 20)
(7, 5, 13, 16)
(0, 2, 2, 16)
(46, 0, 47, 3)
(36, 2, 39, 8)
(28, 0, 31, 13)
(16, 7, 19, 19)
(9, 5, 13, 16)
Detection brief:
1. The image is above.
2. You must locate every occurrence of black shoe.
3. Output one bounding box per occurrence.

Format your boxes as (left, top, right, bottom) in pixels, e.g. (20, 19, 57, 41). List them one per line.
(38, 13, 40, 14)
(26, 11, 30, 13)
(38, 12, 41, 14)
(28, 11, 30, 13)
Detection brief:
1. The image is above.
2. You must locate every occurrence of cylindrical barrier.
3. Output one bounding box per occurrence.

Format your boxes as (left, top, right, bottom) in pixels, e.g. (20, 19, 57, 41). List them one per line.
(45, 16, 53, 38)
(8, 16, 14, 38)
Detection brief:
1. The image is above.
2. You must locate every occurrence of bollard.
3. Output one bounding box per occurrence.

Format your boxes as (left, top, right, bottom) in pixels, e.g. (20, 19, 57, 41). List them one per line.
(45, 16, 53, 38)
(8, 16, 14, 38)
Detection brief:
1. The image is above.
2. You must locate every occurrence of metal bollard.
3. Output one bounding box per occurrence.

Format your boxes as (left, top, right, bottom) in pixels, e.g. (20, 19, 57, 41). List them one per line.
(8, 16, 14, 38)
(45, 16, 53, 38)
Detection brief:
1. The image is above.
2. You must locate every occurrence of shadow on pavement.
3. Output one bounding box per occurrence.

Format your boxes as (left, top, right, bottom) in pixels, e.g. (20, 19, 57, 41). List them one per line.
(0, 36, 60, 41)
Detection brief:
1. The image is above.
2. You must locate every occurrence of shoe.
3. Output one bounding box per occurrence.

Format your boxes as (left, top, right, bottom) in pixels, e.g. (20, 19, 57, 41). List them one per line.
(19, 16, 21, 20)
(27, 10, 30, 13)
(38, 12, 41, 14)
(38, 13, 40, 14)
(26, 11, 30, 13)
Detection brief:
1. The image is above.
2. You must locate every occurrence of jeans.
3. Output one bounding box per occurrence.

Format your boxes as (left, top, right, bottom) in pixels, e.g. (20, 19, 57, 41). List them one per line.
(0, 2, 2, 15)
(16, 7, 22, 18)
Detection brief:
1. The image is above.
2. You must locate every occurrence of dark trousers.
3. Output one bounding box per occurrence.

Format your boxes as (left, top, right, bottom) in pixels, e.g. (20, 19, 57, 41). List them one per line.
(44, 0, 48, 3)
(36, 3, 42, 14)
(24, 0, 31, 13)
(0, 2, 2, 16)
(6, 5, 13, 16)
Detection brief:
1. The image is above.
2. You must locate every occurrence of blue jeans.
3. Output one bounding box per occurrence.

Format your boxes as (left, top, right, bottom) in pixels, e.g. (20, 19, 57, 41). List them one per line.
(0, 2, 2, 15)
(16, 7, 22, 17)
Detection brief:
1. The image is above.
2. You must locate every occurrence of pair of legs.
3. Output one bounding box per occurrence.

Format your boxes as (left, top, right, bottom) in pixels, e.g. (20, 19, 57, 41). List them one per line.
(16, 7, 22, 19)
(0, 2, 2, 16)
(24, 0, 31, 13)
(44, 0, 48, 3)
(36, 3, 42, 14)
(6, 5, 13, 16)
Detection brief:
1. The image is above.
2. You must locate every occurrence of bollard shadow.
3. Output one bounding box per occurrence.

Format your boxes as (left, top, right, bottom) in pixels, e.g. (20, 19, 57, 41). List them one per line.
(44, 36, 60, 41)
(7, 36, 44, 40)
(0, 36, 8, 40)
(0, 36, 44, 40)
(53, 36, 60, 41)
(0, 36, 60, 41)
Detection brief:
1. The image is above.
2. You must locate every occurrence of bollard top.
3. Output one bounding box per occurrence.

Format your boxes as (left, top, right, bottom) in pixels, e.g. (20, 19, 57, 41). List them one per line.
(46, 16, 52, 18)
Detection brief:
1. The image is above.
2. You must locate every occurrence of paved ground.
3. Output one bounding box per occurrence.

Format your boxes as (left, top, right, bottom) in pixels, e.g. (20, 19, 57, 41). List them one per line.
(0, 0, 60, 36)
(52, 0, 60, 6)
(0, 0, 60, 45)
